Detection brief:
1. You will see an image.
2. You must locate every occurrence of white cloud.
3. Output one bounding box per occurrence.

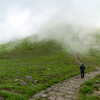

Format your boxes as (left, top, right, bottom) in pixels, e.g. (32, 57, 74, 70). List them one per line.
(0, 3, 55, 43)
(0, 0, 100, 44)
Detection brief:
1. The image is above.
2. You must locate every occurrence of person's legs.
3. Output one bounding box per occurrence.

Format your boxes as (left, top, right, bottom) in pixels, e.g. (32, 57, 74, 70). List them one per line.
(81, 71, 84, 78)
(81, 71, 83, 78)
(83, 71, 84, 78)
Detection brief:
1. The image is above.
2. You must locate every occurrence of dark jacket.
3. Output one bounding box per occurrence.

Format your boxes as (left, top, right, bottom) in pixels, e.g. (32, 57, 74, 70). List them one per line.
(80, 64, 85, 71)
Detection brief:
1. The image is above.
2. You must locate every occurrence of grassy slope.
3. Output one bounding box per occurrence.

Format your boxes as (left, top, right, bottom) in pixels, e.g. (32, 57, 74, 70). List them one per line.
(78, 49, 100, 100)
(0, 37, 99, 100)
(78, 75, 100, 100)
(78, 33, 100, 100)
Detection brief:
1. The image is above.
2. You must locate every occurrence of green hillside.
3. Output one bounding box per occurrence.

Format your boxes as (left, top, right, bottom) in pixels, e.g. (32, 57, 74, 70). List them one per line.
(0, 35, 99, 100)
(0, 40, 64, 58)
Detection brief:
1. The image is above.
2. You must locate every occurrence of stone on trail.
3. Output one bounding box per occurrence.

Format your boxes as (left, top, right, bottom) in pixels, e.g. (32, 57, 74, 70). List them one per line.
(48, 91, 56, 95)
(33, 90, 45, 99)
(48, 96, 56, 100)
(56, 96, 64, 100)
(65, 95, 72, 99)
(47, 88, 52, 91)
(72, 96, 77, 100)
(53, 88, 60, 92)
(56, 93, 64, 96)
(41, 94, 48, 98)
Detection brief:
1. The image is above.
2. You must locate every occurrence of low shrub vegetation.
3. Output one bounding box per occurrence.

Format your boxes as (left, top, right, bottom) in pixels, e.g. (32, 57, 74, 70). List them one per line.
(78, 75, 100, 100)
(0, 39, 99, 99)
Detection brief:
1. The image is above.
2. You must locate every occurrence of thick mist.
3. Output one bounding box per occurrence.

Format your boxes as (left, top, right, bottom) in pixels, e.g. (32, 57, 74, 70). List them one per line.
(28, 21, 99, 54)
(0, 0, 100, 53)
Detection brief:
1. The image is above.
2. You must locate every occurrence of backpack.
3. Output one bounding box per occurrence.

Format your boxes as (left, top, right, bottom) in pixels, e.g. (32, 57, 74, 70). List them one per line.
(81, 65, 85, 71)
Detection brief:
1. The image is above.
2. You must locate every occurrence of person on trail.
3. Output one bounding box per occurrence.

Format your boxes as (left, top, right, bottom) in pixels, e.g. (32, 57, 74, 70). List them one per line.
(80, 63, 85, 79)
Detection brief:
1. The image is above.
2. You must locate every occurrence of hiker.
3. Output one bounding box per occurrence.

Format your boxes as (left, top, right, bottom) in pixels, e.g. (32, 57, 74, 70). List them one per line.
(80, 63, 85, 79)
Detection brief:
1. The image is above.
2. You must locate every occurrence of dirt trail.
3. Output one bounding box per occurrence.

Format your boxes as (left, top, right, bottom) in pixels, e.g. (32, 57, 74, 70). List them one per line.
(74, 53, 82, 64)
(29, 54, 100, 100)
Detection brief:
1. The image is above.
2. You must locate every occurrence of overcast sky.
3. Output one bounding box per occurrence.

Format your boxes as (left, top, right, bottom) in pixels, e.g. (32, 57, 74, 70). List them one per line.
(0, 0, 100, 43)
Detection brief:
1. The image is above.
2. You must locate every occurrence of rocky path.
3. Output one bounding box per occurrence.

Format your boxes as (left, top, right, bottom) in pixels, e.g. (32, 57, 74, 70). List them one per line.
(29, 67, 100, 100)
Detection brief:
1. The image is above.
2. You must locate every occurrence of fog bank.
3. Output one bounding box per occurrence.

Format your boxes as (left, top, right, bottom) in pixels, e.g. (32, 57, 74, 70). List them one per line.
(0, 0, 100, 53)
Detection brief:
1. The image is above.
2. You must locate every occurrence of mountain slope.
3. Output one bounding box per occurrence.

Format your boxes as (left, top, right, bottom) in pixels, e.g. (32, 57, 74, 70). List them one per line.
(0, 35, 99, 100)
